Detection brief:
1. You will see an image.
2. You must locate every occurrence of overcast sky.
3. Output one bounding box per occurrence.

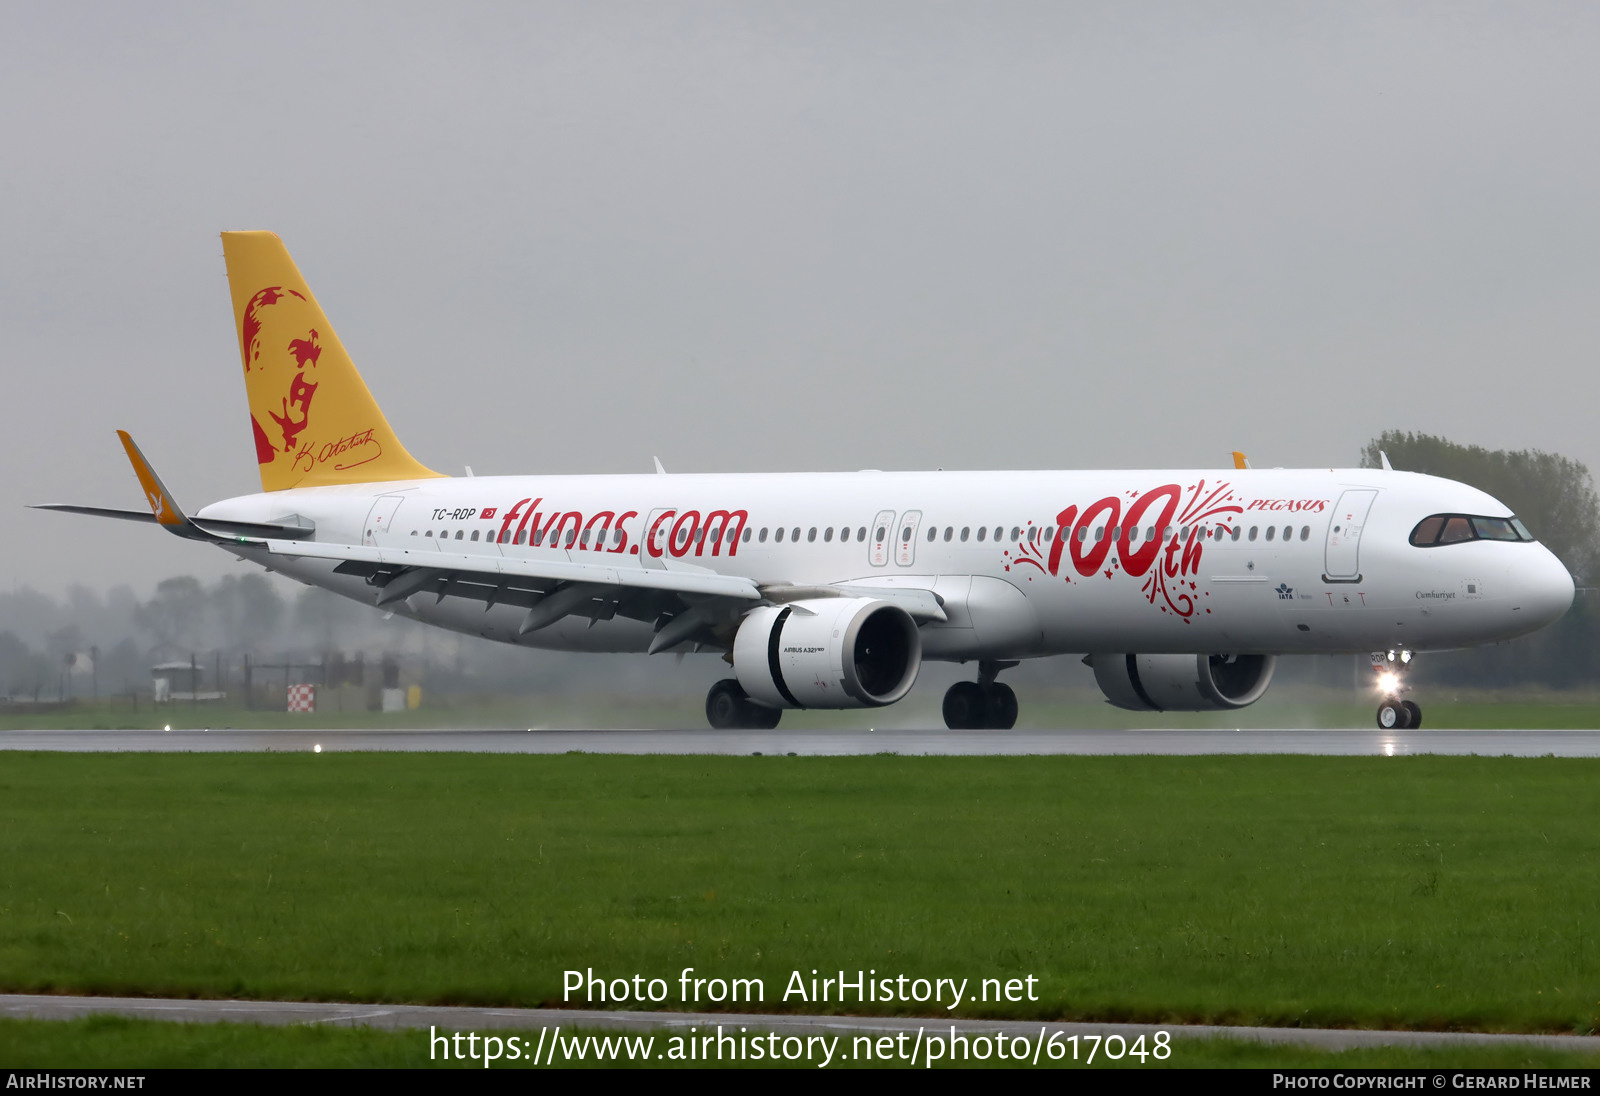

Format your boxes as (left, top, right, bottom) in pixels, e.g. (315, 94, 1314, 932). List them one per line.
(4, 2, 1596, 596)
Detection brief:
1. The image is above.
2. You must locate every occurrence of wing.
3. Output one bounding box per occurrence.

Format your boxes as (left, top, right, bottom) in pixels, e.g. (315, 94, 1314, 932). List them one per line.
(252, 539, 947, 649)
(253, 537, 763, 646)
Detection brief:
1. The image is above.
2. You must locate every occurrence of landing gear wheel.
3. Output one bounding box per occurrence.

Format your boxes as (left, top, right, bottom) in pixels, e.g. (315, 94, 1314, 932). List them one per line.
(1377, 699, 1412, 730)
(1401, 700, 1422, 730)
(943, 681, 988, 730)
(983, 683, 1018, 729)
(706, 679, 746, 729)
(705, 679, 782, 730)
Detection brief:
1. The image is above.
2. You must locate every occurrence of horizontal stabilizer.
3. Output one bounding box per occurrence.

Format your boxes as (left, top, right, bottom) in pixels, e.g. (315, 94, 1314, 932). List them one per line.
(31, 504, 317, 541)
(30, 504, 161, 525)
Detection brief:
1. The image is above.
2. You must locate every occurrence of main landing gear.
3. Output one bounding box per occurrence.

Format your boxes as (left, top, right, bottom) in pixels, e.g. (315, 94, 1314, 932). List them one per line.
(943, 660, 1020, 730)
(1373, 649, 1423, 730)
(706, 679, 782, 730)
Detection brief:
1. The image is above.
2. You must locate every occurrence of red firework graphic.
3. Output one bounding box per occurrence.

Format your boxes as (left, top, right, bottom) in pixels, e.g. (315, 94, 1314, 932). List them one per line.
(1005, 480, 1244, 623)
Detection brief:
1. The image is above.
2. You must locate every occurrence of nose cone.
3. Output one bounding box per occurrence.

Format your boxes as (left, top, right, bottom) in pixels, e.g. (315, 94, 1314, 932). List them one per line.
(1517, 546, 1575, 630)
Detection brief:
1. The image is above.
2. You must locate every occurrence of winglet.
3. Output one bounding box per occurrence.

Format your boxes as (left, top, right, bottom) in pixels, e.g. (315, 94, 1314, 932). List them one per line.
(1232, 451, 1251, 470)
(117, 430, 188, 529)
(1379, 450, 1394, 471)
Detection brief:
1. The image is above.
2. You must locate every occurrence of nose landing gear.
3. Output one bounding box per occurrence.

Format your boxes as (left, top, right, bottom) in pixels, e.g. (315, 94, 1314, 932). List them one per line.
(942, 660, 1020, 730)
(1373, 650, 1422, 730)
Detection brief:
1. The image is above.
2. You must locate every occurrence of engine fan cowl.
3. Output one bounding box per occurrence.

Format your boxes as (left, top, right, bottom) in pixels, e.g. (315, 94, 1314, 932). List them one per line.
(733, 598, 922, 709)
(1090, 653, 1276, 712)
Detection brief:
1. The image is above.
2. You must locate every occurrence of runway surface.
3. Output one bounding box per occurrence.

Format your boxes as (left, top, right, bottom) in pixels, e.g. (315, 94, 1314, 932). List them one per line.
(4, 994, 1598, 1054)
(4, 727, 1600, 755)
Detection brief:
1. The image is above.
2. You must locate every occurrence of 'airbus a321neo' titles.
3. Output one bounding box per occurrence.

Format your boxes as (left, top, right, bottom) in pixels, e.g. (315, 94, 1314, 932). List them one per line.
(37, 233, 1576, 730)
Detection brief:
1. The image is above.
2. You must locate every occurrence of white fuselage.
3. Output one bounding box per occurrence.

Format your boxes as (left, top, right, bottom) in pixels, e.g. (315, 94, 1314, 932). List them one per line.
(198, 466, 1575, 661)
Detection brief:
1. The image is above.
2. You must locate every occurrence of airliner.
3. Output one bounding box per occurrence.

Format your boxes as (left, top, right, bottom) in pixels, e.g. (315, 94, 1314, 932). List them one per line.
(36, 232, 1576, 731)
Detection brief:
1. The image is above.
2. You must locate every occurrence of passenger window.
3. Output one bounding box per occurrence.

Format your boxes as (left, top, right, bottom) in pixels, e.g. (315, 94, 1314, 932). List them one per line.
(1248, 527, 1258, 541)
(1300, 526, 1310, 541)
(926, 527, 937, 542)
(743, 528, 752, 543)
(876, 526, 886, 542)
(1231, 526, 1241, 542)
(961, 527, 970, 542)
(759, 528, 769, 542)
(901, 526, 911, 541)
(1145, 526, 1154, 541)
(775, 527, 785, 542)
(977, 527, 987, 541)
(857, 527, 867, 541)
(1282, 526, 1291, 541)
(1078, 526, 1088, 542)
(425, 530, 434, 537)
(1010, 527, 1020, 541)
(455, 530, 464, 540)
(409, 530, 417, 537)
(824, 527, 834, 542)
(1439, 517, 1475, 544)
(1043, 527, 1053, 542)
(793, 527, 801, 542)
(944, 527, 953, 542)
(1265, 526, 1275, 541)
(994, 527, 1003, 542)
(471, 530, 480, 541)
(1028, 528, 1038, 542)
(808, 528, 817, 542)
(1093, 527, 1102, 542)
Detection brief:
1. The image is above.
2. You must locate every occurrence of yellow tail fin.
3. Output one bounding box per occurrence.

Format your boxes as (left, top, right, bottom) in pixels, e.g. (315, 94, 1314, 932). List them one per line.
(221, 231, 443, 492)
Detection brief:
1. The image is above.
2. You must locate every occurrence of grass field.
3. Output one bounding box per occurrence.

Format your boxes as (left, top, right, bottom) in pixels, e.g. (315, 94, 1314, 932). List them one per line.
(3, 1016, 1598, 1069)
(1, 752, 1597, 1038)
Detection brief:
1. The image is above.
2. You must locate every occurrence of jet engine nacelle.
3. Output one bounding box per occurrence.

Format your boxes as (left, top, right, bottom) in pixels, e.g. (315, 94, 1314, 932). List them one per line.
(1090, 653, 1277, 712)
(734, 597, 922, 709)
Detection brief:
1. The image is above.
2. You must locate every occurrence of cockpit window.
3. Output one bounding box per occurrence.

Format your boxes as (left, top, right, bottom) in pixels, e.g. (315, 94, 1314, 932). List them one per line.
(1410, 513, 1536, 547)
(1407, 516, 1444, 546)
(1471, 516, 1521, 541)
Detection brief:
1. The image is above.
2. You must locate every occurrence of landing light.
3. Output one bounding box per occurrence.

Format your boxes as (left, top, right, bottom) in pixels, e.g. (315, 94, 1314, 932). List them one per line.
(1377, 671, 1401, 695)
(1400, 649, 1413, 664)
(314, 744, 322, 754)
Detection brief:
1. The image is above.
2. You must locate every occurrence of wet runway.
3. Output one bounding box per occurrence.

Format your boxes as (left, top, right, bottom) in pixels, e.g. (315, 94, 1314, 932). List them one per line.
(4, 993, 1598, 1053)
(5, 727, 1600, 755)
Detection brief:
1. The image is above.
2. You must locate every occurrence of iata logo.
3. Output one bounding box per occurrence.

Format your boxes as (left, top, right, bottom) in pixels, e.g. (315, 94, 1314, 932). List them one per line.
(1005, 480, 1243, 622)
